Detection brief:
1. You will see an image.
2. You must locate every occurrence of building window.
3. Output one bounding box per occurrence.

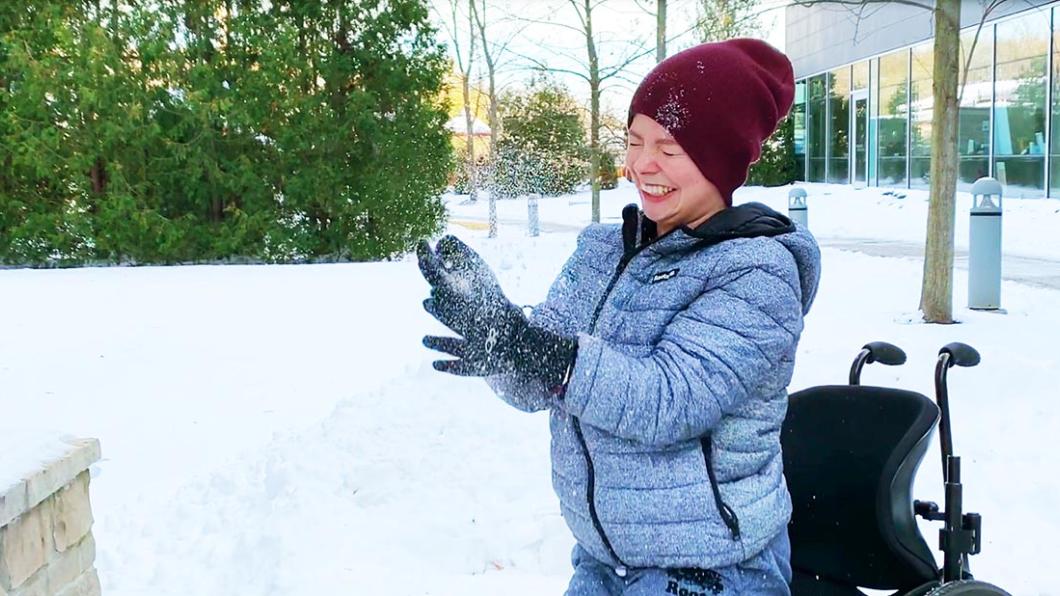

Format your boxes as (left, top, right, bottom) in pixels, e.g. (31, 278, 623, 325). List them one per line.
(807, 74, 828, 182)
(869, 58, 880, 186)
(853, 61, 869, 91)
(828, 66, 851, 184)
(995, 10, 1048, 197)
(794, 81, 807, 181)
(1050, 7, 1060, 197)
(910, 43, 933, 189)
(959, 27, 994, 190)
(878, 50, 909, 187)
(851, 61, 870, 185)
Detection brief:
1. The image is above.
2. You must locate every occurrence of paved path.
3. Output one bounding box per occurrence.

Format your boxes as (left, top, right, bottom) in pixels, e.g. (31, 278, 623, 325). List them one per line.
(818, 237, 1060, 291)
(450, 217, 1060, 291)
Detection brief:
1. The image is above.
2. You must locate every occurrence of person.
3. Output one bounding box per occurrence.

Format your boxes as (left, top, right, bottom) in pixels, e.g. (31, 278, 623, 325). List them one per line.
(416, 38, 821, 595)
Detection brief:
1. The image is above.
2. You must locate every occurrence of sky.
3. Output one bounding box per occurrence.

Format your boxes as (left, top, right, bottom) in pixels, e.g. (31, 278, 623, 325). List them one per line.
(428, 0, 788, 121)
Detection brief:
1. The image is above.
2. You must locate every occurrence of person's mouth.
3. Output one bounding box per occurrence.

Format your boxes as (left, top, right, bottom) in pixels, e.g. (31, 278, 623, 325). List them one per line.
(639, 183, 677, 203)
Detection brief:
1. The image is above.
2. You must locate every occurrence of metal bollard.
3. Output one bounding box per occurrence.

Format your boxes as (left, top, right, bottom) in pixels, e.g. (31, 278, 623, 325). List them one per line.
(528, 193, 540, 237)
(788, 187, 808, 229)
(488, 193, 498, 239)
(968, 177, 1003, 310)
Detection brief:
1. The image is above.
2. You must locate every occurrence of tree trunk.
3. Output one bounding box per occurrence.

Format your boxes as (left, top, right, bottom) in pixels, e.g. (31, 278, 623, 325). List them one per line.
(1, 154, 10, 193)
(471, 0, 499, 150)
(920, 0, 961, 323)
(88, 157, 106, 215)
(461, 0, 478, 203)
(487, 60, 498, 149)
(656, 0, 667, 62)
(90, 157, 107, 195)
(585, 0, 601, 223)
(462, 72, 477, 203)
(470, 0, 498, 236)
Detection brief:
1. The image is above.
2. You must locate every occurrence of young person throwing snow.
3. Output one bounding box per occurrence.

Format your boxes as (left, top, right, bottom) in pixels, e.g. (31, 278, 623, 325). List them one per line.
(417, 39, 821, 595)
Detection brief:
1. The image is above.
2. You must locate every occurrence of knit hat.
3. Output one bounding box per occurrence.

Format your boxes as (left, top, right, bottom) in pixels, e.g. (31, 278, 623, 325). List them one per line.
(627, 38, 795, 205)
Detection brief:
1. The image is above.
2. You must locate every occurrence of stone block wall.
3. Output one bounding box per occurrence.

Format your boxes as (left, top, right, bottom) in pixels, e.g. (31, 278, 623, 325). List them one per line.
(0, 438, 101, 596)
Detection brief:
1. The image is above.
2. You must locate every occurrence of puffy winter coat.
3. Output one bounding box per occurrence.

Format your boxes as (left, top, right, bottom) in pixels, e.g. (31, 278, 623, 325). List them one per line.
(487, 202, 821, 573)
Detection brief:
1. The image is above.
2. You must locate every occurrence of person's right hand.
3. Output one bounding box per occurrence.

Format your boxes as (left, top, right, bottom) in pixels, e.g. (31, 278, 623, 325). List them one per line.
(432, 235, 505, 300)
(416, 235, 576, 383)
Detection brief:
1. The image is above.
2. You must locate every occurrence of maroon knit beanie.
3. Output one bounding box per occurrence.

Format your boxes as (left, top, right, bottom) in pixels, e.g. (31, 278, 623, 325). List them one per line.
(627, 38, 795, 205)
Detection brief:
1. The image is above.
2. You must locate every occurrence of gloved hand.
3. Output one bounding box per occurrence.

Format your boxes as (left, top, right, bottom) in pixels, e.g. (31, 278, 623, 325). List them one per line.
(417, 235, 577, 387)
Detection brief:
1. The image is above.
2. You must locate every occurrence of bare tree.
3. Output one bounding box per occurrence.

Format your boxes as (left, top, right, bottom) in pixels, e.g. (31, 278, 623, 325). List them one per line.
(658, 0, 668, 61)
(435, 0, 480, 203)
(633, 0, 775, 62)
(695, 0, 763, 41)
(470, 0, 519, 150)
(470, 0, 521, 236)
(791, 0, 1006, 323)
(631, 0, 669, 61)
(514, 1, 653, 222)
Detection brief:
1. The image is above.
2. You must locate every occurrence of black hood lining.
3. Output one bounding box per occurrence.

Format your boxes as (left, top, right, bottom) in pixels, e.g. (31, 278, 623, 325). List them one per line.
(621, 202, 795, 253)
(684, 202, 794, 241)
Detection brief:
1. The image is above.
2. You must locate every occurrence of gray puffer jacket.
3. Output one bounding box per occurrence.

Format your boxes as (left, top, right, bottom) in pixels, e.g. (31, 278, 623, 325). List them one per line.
(487, 202, 821, 574)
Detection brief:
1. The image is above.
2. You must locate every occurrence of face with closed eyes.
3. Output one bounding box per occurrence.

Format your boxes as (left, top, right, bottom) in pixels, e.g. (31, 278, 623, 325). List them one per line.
(625, 114, 726, 236)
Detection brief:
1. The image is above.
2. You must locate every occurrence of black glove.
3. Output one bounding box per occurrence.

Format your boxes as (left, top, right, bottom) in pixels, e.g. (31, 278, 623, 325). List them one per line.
(417, 235, 577, 386)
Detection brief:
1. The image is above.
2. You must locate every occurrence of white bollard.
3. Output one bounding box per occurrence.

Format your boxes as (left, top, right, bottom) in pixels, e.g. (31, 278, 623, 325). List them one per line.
(528, 193, 540, 237)
(488, 193, 498, 239)
(788, 187, 808, 229)
(968, 177, 1003, 310)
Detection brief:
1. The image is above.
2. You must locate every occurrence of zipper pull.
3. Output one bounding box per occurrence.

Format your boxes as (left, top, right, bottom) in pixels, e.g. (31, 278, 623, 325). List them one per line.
(614, 566, 628, 577)
(719, 503, 742, 541)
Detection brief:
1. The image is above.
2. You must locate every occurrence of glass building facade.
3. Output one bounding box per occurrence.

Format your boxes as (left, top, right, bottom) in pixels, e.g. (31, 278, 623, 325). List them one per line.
(793, 6, 1060, 198)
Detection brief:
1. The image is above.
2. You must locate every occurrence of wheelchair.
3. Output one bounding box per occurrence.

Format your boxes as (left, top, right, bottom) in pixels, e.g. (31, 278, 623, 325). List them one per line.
(782, 341, 1011, 595)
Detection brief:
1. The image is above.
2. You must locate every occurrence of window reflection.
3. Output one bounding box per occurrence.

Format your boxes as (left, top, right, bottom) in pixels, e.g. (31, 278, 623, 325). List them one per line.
(958, 27, 993, 190)
(869, 58, 880, 185)
(853, 61, 869, 91)
(994, 11, 1048, 197)
(1050, 7, 1060, 196)
(808, 74, 827, 182)
(792, 7, 1060, 198)
(910, 43, 933, 189)
(794, 81, 806, 181)
(829, 67, 851, 183)
(878, 51, 909, 187)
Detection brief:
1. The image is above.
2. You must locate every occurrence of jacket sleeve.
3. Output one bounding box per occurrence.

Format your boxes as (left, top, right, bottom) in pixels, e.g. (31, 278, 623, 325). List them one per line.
(557, 251, 804, 446)
(483, 228, 589, 412)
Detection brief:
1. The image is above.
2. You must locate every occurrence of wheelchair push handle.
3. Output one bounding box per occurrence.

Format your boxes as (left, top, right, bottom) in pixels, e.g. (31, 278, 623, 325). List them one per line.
(930, 342, 986, 583)
(940, 342, 981, 368)
(849, 341, 907, 385)
(934, 342, 981, 480)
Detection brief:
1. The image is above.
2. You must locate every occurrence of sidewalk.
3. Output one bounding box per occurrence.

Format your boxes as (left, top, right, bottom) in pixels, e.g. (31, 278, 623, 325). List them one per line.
(450, 215, 1060, 292)
(817, 237, 1060, 291)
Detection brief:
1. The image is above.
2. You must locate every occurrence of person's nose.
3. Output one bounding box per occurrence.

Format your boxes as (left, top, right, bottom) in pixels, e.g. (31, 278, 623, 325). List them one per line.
(630, 148, 661, 178)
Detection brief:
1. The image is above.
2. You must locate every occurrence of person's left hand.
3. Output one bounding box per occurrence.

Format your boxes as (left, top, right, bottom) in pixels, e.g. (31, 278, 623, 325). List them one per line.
(417, 235, 576, 384)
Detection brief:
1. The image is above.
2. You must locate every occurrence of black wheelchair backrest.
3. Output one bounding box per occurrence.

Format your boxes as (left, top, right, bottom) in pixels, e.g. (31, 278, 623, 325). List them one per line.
(782, 385, 940, 593)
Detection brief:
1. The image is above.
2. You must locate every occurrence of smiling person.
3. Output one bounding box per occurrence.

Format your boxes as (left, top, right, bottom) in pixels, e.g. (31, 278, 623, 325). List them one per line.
(417, 39, 821, 595)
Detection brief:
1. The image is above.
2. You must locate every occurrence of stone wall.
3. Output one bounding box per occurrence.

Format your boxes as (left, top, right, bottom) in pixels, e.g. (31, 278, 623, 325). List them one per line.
(0, 438, 101, 596)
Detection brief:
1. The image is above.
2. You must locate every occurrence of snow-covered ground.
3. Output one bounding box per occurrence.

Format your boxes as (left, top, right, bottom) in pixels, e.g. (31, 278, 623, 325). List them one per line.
(448, 180, 1060, 261)
(1, 183, 1058, 595)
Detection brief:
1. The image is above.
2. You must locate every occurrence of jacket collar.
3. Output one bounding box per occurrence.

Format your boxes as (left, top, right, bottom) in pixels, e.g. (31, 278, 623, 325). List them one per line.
(621, 202, 796, 257)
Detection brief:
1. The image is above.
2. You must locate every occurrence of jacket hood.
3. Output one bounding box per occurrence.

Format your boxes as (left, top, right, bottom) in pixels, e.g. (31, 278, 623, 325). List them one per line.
(623, 201, 820, 314)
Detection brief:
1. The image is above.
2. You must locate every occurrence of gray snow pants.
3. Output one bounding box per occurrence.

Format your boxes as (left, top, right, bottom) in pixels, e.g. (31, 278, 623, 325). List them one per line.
(564, 531, 791, 596)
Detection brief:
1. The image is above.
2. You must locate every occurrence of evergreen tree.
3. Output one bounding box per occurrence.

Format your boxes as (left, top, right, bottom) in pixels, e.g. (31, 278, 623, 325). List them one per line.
(0, 0, 451, 265)
(747, 115, 797, 187)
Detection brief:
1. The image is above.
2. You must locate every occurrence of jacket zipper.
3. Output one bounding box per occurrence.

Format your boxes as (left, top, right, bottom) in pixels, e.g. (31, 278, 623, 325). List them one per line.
(568, 216, 725, 572)
(569, 246, 645, 574)
(700, 435, 742, 541)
